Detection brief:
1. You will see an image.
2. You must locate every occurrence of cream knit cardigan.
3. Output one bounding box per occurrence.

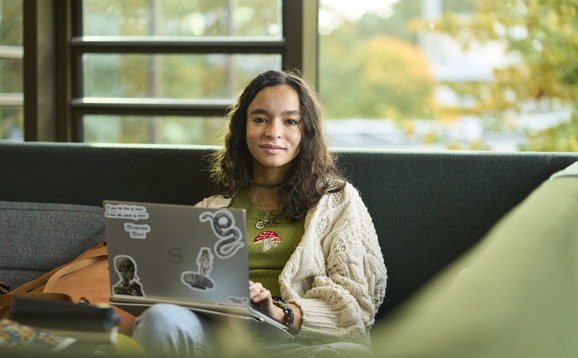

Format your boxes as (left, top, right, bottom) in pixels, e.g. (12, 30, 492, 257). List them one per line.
(195, 182, 387, 346)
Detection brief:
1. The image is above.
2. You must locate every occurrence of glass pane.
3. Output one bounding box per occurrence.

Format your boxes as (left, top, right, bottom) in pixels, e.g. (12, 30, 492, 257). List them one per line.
(0, 59, 23, 92)
(0, 108, 23, 141)
(83, 53, 281, 99)
(83, 0, 281, 37)
(0, 0, 22, 46)
(319, 0, 578, 152)
(0, 0, 23, 142)
(83, 115, 227, 145)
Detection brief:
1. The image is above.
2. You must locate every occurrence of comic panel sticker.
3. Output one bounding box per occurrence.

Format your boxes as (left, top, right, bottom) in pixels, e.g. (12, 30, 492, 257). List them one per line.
(112, 255, 145, 298)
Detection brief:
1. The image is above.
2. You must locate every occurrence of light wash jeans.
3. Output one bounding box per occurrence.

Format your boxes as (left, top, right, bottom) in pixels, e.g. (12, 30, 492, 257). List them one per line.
(132, 303, 375, 358)
(132, 304, 212, 357)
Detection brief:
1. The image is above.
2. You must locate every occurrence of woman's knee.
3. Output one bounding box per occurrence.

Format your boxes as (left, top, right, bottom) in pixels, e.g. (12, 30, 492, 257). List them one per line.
(134, 304, 205, 333)
(132, 304, 210, 356)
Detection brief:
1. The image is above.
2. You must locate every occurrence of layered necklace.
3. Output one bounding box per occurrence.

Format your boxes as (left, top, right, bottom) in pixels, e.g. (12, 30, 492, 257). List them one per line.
(250, 185, 273, 230)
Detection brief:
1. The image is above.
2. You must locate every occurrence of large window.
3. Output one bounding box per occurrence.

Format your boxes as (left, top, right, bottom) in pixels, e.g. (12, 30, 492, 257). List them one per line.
(76, 0, 286, 145)
(0, 0, 23, 142)
(14, 0, 312, 144)
(319, 0, 578, 151)
(8, 1, 578, 151)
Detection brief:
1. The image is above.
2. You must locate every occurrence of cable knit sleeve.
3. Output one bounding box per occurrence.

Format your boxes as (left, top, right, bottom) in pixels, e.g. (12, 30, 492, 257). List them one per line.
(279, 182, 387, 346)
(194, 195, 231, 208)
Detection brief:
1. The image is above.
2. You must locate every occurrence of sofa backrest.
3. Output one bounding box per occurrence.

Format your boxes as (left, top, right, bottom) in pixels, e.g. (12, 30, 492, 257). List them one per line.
(1, 142, 578, 322)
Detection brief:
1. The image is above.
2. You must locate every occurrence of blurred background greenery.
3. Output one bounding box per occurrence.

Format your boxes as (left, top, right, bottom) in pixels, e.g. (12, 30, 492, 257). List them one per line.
(319, 0, 578, 151)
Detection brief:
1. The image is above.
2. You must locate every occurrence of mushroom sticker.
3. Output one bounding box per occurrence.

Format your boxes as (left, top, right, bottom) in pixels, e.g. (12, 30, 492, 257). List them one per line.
(254, 231, 282, 251)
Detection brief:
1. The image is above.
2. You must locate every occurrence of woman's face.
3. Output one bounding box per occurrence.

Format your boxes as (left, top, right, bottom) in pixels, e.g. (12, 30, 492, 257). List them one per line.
(122, 265, 135, 280)
(246, 84, 303, 175)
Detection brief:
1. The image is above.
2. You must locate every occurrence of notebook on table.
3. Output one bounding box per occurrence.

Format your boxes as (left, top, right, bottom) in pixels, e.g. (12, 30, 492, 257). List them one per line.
(102, 200, 293, 339)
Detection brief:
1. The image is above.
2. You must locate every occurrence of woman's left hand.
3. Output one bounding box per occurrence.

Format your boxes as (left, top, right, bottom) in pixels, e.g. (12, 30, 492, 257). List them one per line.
(248, 280, 285, 323)
(248, 280, 303, 332)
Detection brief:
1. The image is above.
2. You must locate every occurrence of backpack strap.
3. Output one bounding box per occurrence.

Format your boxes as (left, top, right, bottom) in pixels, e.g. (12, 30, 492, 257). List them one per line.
(0, 282, 9, 294)
(44, 256, 103, 292)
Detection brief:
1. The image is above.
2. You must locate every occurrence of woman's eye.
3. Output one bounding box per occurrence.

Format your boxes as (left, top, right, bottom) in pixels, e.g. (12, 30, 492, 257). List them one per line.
(286, 119, 299, 125)
(253, 117, 266, 123)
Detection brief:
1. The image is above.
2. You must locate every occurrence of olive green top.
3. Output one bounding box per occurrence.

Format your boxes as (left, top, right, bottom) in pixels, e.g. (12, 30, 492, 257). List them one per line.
(230, 189, 305, 297)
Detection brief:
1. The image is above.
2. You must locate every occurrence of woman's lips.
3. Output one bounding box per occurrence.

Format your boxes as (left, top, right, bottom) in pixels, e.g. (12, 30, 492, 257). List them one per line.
(261, 144, 285, 154)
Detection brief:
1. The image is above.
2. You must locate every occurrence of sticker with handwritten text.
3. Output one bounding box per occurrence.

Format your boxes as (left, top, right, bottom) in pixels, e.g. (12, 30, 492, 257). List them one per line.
(105, 203, 149, 221)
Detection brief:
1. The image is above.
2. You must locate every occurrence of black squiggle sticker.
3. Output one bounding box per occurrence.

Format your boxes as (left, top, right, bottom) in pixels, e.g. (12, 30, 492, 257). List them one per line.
(199, 210, 244, 259)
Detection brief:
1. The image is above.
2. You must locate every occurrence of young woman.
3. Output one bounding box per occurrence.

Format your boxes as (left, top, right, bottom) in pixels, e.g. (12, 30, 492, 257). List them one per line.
(131, 70, 387, 357)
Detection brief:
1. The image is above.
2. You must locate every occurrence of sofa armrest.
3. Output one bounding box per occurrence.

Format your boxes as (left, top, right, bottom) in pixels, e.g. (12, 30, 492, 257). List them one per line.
(371, 164, 578, 356)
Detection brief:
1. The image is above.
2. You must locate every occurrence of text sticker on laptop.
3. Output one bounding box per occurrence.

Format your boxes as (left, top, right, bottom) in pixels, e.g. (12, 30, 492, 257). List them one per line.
(105, 203, 151, 239)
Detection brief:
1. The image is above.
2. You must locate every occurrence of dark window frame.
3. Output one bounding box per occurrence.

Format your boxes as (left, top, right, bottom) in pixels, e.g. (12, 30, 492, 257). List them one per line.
(22, 0, 318, 142)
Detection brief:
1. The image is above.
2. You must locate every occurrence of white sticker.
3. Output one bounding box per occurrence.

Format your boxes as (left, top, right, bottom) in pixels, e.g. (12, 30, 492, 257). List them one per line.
(199, 210, 244, 259)
(124, 222, 151, 239)
(105, 204, 149, 221)
(182, 247, 215, 291)
(226, 296, 250, 306)
(112, 255, 145, 297)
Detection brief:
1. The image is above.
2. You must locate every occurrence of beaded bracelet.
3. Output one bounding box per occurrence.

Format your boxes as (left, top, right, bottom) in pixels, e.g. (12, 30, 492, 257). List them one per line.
(272, 297, 294, 329)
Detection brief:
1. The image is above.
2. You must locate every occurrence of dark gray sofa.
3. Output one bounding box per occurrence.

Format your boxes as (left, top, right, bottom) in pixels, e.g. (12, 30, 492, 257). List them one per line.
(1, 141, 578, 325)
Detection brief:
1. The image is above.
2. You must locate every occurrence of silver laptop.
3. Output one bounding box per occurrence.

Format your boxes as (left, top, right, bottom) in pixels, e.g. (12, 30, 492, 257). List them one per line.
(102, 200, 293, 339)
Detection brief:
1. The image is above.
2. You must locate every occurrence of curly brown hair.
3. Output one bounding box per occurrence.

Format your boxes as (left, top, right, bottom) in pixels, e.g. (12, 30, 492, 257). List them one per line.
(209, 69, 345, 221)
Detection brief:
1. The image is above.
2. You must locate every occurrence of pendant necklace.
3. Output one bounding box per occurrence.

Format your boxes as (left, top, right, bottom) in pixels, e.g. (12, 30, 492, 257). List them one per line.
(250, 185, 272, 229)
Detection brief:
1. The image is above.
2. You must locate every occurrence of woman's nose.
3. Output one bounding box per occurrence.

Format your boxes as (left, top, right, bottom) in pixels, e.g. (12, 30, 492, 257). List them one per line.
(266, 119, 282, 140)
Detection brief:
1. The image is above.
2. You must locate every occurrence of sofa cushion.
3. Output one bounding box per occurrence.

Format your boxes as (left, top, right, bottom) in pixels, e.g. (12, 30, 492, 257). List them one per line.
(0, 201, 105, 291)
